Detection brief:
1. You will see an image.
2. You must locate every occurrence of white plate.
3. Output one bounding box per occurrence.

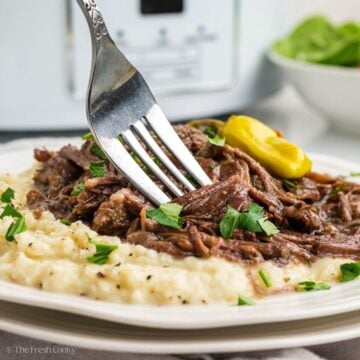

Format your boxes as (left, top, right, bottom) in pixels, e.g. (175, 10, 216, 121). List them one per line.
(0, 299, 360, 354)
(1, 142, 360, 330)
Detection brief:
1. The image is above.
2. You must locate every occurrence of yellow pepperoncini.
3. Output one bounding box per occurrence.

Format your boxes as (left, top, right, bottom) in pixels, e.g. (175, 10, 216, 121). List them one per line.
(222, 115, 312, 179)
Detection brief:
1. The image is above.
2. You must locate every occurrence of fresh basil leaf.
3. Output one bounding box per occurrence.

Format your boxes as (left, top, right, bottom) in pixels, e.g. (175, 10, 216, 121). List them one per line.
(296, 281, 331, 292)
(0, 204, 22, 219)
(89, 161, 105, 178)
(87, 236, 118, 265)
(340, 262, 360, 282)
(1, 187, 15, 204)
(258, 269, 272, 288)
(91, 143, 107, 160)
(146, 203, 183, 229)
(220, 206, 240, 239)
(71, 183, 85, 196)
(6, 216, 27, 242)
(82, 132, 93, 140)
(237, 295, 255, 306)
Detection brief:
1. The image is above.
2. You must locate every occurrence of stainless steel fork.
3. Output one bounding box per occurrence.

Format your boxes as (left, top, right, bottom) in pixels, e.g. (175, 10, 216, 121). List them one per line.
(76, 0, 211, 206)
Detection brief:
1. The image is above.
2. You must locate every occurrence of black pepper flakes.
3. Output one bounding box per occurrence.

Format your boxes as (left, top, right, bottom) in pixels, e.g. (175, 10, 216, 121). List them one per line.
(146, 275, 152, 281)
(97, 272, 105, 278)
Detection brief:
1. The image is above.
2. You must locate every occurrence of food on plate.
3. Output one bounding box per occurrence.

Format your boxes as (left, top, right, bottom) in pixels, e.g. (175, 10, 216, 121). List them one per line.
(273, 16, 360, 67)
(1, 115, 360, 305)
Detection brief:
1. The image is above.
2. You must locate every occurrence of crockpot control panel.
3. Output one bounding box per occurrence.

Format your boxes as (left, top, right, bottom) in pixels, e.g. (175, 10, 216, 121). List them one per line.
(70, 0, 237, 99)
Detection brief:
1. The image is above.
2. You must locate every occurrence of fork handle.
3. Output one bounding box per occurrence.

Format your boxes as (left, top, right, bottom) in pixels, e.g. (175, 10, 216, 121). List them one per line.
(76, 0, 110, 44)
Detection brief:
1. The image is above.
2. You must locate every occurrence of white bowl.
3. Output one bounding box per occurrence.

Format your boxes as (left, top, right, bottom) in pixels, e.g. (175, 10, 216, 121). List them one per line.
(269, 51, 360, 134)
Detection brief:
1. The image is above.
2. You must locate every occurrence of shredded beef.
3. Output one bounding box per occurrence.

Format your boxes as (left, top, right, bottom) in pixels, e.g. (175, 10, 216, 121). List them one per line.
(26, 126, 360, 265)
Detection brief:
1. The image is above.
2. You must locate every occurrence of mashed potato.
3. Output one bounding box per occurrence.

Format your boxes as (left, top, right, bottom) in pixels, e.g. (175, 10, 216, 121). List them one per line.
(0, 168, 351, 305)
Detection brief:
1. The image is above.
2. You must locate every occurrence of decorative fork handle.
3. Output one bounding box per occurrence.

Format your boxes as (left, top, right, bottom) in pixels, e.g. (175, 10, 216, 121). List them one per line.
(76, 0, 109, 42)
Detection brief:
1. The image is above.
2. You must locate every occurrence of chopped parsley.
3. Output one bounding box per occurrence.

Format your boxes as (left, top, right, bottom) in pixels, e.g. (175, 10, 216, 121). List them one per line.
(296, 281, 331, 292)
(219, 206, 240, 239)
(89, 160, 105, 178)
(81, 132, 93, 140)
(204, 126, 225, 147)
(1, 187, 15, 204)
(258, 269, 272, 288)
(87, 235, 118, 265)
(146, 203, 183, 229)
(210, 163, 218, 170)
(60, 219, 72, 226)
(91, 143, 107, 160)
(340, 262, 360, 282)
(151, 156, 162, 167)
(185, 174, 197, 187)
(237, 295, 255, 306)
(0, 204, 22, 219)
(71, 182, 85, 196)
(220, 203, 279, 239)
(282, 179, 297, 189)
(331, 181, 348, 196)
(5, 216, 26, 242)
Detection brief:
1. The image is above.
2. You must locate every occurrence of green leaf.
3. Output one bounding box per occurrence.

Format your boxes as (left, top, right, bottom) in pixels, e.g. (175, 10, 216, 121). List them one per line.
(71, 182, 85, 196)
(219, 206, 240, 239)
(91, 143, 107, 160)
(296, 281, 331, 292)
(146, 203, 183, 229)
(350, 172, 360, 177)
(237, 203, 264, 233)
(203, 126, 217, 138)
(283, 179, 297, 189)
(237, 295, 255, 306)
(203, 126, 225, 147)
(87, 236, 118, 265)
(273, 16, 360, 67)
(331, 181, 348, 195)
(340, 262, 360, 282)
(82, 132, 93, 140)
(207, 134, 225, 147)
(0, 204, 22, 219)
(257, 218, 280, 236)
(151, 156, 162, 167)
(185, 174, 197, 187)
(258, 269, 272, 288)
(1, 187, 15, 203)
(89, 161, 105, 178)
(5, 216, 27, 242)
(60, 219, 72, 226)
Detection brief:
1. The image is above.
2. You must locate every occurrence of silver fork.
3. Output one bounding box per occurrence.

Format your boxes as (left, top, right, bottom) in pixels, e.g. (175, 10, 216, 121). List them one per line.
(76, 0, 212, 206)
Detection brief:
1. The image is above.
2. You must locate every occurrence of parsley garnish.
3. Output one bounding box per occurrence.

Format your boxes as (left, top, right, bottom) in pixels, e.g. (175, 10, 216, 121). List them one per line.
(283, 179, 297, 189)
(1, 187, 15, 204)
(71, 183, 85, 196)
(340, 262, 360, 282)
(219, 206, 240, 239)
(210, 163, 218, 170)
(91, 143, 107, 160)
(258, 269, 272, 288)
(82, 132, 93, 140)
(151, 156, 162, 167)
(204, 126, 225, 147)
(87, 235, 118, 265)
(237, 295, 255, 306)
(0, 204, 22, 219)
(5, 216, 26, 242)
(185, 174, 197, 187)
(331, 181, 348, 195)
(89, 161, 105, 178)
(146, 203, 183, 229)
(220, 203, 279, 239)
(296, 281, 331, 292)
(60, 219, 72, 226)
